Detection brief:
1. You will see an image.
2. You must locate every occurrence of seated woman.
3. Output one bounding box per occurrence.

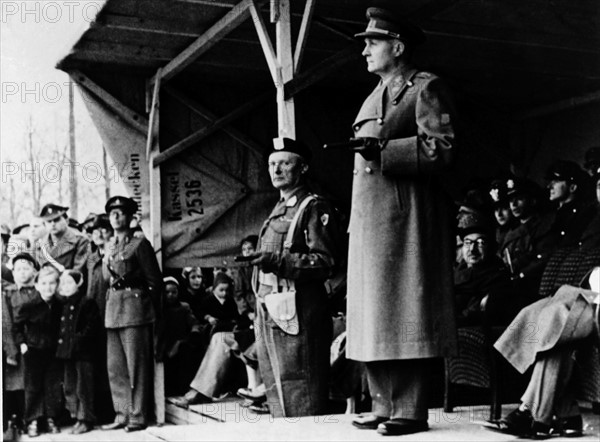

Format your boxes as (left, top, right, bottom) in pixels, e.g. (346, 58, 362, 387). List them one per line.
(171, 273, 247, 407)
(486, 266, 600, 439)
(179, 266, 208, 323)
(161, 277, 203, 396)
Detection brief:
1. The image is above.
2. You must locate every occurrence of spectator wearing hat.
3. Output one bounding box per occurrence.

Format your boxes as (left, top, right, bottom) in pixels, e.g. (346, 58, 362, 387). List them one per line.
(244, 137, 343, 417)
(160, 277, 202, 396)
(101, 196, 163, 432)
(500, 178, 556, 296)
(544, 160, 595, 247)
(346, 3, 457, 436)
(13, 263, 63, 437)
(36, 204, 89, 276)
(454, 214, 513, 326)
(56, 270, 102, 434)
(489, 179, 518, 250)
(2, 253, 39, 431)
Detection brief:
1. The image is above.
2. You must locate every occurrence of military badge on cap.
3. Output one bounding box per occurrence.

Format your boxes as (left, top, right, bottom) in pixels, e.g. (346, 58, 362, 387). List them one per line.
(321, 213, 330, 226)
(39, 204, 68, 221)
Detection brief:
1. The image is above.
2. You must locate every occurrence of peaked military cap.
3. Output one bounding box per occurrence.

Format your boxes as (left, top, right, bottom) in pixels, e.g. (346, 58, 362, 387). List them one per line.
(355, 5, 426, 45)
(489, 179, 509, 207)
(91, 214, 112, 231)
(105, 196, 138, 215)
(545, 160, 585, 185)
(12, 252, 40, 271)
(506, 177, 541, 199)
(270, 138, 312, 163)
(39, 204, 68, 221)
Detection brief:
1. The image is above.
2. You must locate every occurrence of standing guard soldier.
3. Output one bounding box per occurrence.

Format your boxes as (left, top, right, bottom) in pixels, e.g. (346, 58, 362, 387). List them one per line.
(346, 3, 458, 436)
(246, 138, 343, 417)
(100, 196, 163, 432)
(36, 204, 89, 274)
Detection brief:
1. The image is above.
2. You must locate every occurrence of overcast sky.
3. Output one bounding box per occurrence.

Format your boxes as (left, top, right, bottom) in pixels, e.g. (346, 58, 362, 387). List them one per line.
(0, 1, 130, 224)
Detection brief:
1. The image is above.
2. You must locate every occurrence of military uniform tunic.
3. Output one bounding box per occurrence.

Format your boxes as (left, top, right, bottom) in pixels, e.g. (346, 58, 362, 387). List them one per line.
(36, 227, 89, 274)
(254, 186, 342, 417)
(104, 233, 162, 426)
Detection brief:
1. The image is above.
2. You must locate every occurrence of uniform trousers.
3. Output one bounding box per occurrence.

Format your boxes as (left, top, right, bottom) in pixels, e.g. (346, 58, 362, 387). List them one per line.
(520, 347, 580, 425)
(23, 348, 63, 423)
(63, 360, 96, 422)
(255, 285, 331, 418)
(365, 359, 430, 421)
(190, 331, 242, 397)
(106, 325, 151, 425)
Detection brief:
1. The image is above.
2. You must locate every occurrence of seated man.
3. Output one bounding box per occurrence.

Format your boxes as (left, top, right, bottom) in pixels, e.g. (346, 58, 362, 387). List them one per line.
(454, 216, 512, 326)
(487, 267, 600, 439)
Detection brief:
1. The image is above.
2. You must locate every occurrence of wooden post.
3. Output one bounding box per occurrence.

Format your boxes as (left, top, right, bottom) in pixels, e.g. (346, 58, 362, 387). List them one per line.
(147, 68, 165, 426)
(275, 0, 295, 138)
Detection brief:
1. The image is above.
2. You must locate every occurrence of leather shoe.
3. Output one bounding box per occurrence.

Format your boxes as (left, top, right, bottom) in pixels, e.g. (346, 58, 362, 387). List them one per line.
(249, 403, 270, 414)
(377, 418, 428, 436)
(46, 417, 61, 434)
(352, 414, 388, 430)
(170, 390, 212, 408)
(558, 415, 583, 437)
(124, 423, 147, 432)
(71, 421, 93, 435)
(237, 387, 266, 402)
(101, 421, 126, 430)
(27, 420, 39, 438)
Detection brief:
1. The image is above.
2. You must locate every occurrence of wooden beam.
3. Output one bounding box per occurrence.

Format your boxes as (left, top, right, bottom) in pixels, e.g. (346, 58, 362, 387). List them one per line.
(514, 90, 600, 120)
(146, 68, 162, 159)
(284, 43, 361, 100)
(77, 41, 174, 62)
(163, 84, 264, 157)
(69, 70, 148, 134)
(249, 0, 278, 84)
(294, 0, 316, 73)
(153, 92, 271, 166)
(275, 0, 295, 138)
(150, 0, 268, 87)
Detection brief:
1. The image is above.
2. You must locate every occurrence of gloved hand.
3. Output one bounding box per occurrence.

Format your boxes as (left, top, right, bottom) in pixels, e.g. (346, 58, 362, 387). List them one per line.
(352, 137, 385, 161)
(247, 251, 279, 273)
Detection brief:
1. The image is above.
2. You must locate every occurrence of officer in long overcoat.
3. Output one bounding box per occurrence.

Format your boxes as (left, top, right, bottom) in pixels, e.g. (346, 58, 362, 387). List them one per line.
(100, 196, 162, 432)
(346, 5, 458, 436)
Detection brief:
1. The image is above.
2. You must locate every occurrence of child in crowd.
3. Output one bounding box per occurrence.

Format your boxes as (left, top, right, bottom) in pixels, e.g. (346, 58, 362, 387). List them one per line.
(180, 266, 208, 322)
(162, 277, 203, 396)
(199, 272, 240, 334)
(2, 253, 39, 430)
(56, 270, 102, 434)
(13, 263, 63, 438)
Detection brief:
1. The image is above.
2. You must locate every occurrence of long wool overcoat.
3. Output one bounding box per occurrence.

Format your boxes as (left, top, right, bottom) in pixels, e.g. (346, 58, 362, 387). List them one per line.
(347, 67, 458, 361)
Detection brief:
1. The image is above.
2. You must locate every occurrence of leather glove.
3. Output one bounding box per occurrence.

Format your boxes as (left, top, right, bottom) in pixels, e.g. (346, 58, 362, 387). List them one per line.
(247, 251, 279, 273)
(352, 137, 385, 161)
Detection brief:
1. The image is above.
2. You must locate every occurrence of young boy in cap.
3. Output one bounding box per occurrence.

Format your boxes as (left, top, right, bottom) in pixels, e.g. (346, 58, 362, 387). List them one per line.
(2, 253, 39, 431)
(101, 196, 163, 432)
(56, 270, 102, 434)
(12, 262, 63, 437)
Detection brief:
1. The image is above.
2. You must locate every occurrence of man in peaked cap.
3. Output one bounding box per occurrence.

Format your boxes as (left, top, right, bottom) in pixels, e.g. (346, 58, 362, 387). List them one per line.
(101, 196, 162, 432)
(241, 138, 343, 417)
(544, 160, 595, 247)
(36, 203, 89, 275)
(346, 2, 457, 436)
